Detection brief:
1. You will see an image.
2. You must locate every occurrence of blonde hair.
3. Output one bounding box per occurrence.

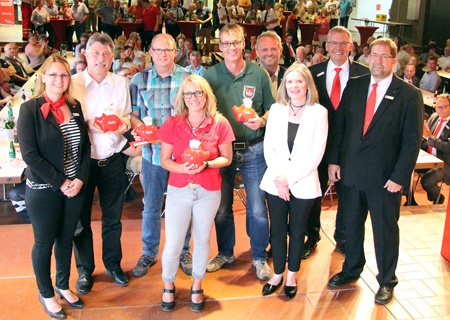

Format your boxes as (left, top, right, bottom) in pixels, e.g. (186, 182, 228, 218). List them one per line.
(174, 75, 217, 117)
(277, 63, 318, 106)
(34, 54, 76, 105)
(219, 23, 245, 43)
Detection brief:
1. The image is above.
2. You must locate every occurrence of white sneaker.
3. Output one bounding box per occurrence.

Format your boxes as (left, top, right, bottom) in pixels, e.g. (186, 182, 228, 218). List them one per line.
(206, 254, 235, 272)
(253, 259, 271, 280)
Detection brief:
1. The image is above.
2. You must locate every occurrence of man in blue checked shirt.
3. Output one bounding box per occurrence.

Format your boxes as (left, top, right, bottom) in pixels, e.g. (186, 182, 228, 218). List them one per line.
(186, 51, 206, 76)
(129, 33, 193, 277)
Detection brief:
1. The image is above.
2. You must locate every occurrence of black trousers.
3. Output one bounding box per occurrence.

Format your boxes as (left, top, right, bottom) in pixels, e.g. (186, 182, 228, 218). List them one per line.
(339, 16, 349, 28)
(73, 153, 126, 276)
(341, 184, 400, 287)
(166, 23, 181, 41)
(306, 160, 346, 244)
(102, 24, 116, 41)
(266, 192, 315, 274)
(66, 25, 74, 51)
(27, 185, 86, 298)
(421, 168, 444, 202)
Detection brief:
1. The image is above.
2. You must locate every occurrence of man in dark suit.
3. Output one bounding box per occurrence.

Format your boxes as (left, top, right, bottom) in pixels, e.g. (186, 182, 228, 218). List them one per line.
(400, 63, 420, 88)
(256, 30, 285, 97)
(282, 33, 296, 68)
(421, 94, 450, 204)
(327, 38, 424, 304)
(303, 26, 369, 259)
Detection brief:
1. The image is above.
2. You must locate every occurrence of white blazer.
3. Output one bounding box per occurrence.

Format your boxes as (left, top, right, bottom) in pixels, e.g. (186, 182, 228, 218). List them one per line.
(260, 102, 328, 199)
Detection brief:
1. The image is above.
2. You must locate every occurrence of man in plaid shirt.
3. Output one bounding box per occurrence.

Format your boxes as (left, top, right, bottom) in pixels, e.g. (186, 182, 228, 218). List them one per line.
(129, 33, 192, 277)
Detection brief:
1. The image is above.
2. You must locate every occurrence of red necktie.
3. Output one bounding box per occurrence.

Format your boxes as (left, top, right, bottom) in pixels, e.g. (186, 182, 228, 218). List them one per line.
(427, 119, 446, 154)
(408, 79, 411, 84)
(363, 83, 378, 136)
(41, 93, 66, 124)
(330, 68, 342, 110)
(289, 44, 294, 57)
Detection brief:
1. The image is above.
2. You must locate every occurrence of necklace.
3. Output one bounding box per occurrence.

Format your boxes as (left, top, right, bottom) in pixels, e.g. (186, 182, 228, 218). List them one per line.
(186, 115, 207, 135)
(290, 102, 306, 116)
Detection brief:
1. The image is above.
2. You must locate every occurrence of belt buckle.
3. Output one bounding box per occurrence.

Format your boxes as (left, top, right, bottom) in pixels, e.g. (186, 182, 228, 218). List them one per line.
(233, 142, 247, 150)
(98, 159, 107, 167)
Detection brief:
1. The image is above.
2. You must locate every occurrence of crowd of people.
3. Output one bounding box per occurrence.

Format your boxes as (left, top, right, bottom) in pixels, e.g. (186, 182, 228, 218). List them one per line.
(3, 0, 450, 318)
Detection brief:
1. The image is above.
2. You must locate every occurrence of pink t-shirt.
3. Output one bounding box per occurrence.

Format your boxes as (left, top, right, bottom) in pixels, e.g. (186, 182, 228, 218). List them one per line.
(156, 113, 235, 191)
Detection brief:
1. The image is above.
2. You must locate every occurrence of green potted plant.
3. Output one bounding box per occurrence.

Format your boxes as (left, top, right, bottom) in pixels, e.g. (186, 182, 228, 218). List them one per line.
(60, 43, 68, 57)
(58, 11, 65, 19)
(364, 18, 370, 26)
(126, 13, 135, 22)
(3, 116, 15, 140)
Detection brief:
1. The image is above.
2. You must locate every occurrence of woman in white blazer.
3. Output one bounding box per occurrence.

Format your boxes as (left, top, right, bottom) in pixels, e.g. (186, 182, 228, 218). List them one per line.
(260, 63, 328, 298)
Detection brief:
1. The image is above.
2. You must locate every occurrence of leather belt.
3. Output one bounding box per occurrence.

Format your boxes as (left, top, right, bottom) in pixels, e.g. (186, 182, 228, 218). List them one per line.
(233, 136, 264, 151)
(93, 153, 120, 167)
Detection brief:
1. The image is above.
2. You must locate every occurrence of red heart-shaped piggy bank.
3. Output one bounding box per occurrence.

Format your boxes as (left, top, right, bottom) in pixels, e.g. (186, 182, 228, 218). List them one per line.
(232, 105, 257, 122)
(182, 147, 210, 166)
(135, 124, 159, 142)
(94, 113, 121, 132)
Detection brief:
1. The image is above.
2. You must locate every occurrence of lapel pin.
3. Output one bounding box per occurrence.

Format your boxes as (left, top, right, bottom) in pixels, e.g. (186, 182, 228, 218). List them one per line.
(317, 72, 324, 77)
(73, 113, 80, 116)
(385, 95, 394, 100)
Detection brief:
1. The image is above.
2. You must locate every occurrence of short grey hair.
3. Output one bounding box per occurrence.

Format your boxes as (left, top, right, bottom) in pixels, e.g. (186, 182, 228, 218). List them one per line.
(327, 26, 352, 43)
(86, 32, 115, 53)
(256, 30, 281, 50)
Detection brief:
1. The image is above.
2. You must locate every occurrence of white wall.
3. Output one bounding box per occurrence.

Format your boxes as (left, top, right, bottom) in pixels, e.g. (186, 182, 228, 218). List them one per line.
(348, 0, 393, 36)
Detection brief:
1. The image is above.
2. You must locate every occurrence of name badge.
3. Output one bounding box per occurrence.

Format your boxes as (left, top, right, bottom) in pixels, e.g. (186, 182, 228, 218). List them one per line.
(73, 113, 80, 116)
(317, 71, 324, 77)
(385, 95, 394, 100)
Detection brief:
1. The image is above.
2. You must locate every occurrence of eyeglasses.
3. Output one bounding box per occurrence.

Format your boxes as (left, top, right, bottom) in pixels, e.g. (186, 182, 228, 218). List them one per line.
(47, 73, 69, 79)
(369, 53, 393, 60)
(327, 41, 350, 47)
(220, 41, 243, 49)
(436, 105, 450, 110)
(90, 50, 112, 57)
(151, 48, 174, 55)
(183, 90, 204, 99)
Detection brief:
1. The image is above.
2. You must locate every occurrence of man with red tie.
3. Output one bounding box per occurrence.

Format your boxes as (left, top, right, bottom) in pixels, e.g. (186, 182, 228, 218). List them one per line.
(327, 38, 423, 305)
(281, 34, 296, 68)
(421, 94, 450, 204)
(304, 26, 369, 259)
(400, 63, 420, 88)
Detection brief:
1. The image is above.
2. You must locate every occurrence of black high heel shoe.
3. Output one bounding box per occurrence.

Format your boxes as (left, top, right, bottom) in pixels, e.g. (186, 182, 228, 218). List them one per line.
(262, 277, 284, 296)
(55, 287, 84, 308)
(285, 280, 297, 299)
(39, 294, 67, 319)
(161, 286, 176, 312)
(190, 288, 205, 312)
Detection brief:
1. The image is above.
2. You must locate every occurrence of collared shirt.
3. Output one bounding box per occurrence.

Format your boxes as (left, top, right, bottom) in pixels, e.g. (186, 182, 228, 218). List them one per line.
(325, 0, 339, 19)
(166, 6, 183, 24)
(218, 4, 230, 24)
(71, 2, 89, 22)
(368, 73, 393, 113)
(229, 5, 244, 23)
(338, 0, 352, 18)
(186, 64, 206, 76)
(326, 59, 350, 99)
(261, 8, 278, 29)
(45, 4, 58, 16)
(72, 70, 132, 159)
(430, 116, 450, 156)
(129, 64, 190, 164)
(96, 5, 117, 25)
(438, 56, 450, 70)
(420, 70, 442, 92)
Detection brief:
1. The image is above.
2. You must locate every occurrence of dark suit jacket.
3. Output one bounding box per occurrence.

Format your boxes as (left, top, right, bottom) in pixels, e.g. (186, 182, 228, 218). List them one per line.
(329, 74, 424, 191)
(399, 73, 420, 88)
(17, 97, 91, 192)
(282, 43, 296, 67)
(422, 113, 450, 184)
(277, 65, 286, 88)
(309, 59, 369, 161)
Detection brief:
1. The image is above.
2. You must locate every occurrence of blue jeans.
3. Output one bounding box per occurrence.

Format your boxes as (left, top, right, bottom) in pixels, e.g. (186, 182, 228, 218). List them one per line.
(215, 141, 269, 260)
(141, 158, 190, 258)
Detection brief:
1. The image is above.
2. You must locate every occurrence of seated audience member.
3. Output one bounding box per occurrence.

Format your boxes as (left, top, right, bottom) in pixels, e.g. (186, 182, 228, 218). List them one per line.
(420, 94, 450, 204)
(396, 43, 413, 75)
(70, 53, 87, 74)
(117, 66, 133, 79)
(0, 67, 13, 95)
(2, 43, 32, 87)
(295, 46, 309, 66)
(420, 56, 442, 92)
(244, 49, 255, 62)
(116, 35, 127, 48)
(112, 47, 133, 73)
(438, 46, 450, 71)
(0, 70, 12, 107)
(74, 33, 90, 56)
(9, 182, 31, 223)
(122, 62, 139, 76)
(186, 51, 205, 76)
(304, 42, 314, 61)
(409, 54, 424, 79)
(419, 45, 438, 65)
(127, 38, 145, 58)
(25, 33, 48, 70)
(400, 63, 420, 87)
(75, 60, 87, 73)
(282, 34, 296, 68)
(175, 38, 193, 67)
(132, 56, 146, 72)
(310, 53, 325, 65)
(245, 35, 258, 61)
(349, 46, 359, 61)
(357, 43, 370, 66)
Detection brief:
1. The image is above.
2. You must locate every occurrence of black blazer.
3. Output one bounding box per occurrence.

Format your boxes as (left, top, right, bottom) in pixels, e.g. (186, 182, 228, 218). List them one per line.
(422, 113, 450, 184)
(329, 74, 424, 190)
(399, 73, 420, 88)
(277, 65, 286, 88)
(17, 96, 91, 192)
(282, 43, 296, 67)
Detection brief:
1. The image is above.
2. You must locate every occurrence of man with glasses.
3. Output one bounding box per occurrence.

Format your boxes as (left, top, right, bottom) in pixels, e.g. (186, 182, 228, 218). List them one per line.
(129, 33, 192, 278)
(72, 32, 132, 293)
(420, 94, 450, 204)
(327, 38, 423, 305)
(203, 23, 274, 280)
(304, 27, 369, 259)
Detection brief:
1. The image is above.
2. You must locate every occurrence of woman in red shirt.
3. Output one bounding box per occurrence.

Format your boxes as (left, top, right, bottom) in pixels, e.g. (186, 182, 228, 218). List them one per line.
(315, 9, 330, 47)
(157, 75, 235, 312)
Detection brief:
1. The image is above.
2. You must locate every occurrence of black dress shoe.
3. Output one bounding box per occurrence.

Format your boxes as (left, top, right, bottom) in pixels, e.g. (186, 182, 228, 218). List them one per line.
(375, 286, 394, 304)
(106, 268, 129, 287)
(75, 274, 93, 294)
(55, 287, 84, 308)
(285, 281, 297, 299)
(328, 272, 359, 287)
(161, 287, 176, 312)
(302, 240, 318, 259)
(190, 288, 205, 312)
(335, 242, 345, 255)
(262, 277, 283, 296)
(39, 294, 67, 319)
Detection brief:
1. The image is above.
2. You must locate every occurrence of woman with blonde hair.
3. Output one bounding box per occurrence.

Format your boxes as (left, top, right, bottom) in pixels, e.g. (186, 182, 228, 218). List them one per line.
(260, 63, 328, 299)
(157, 75, 235, 312)
(17, 54, 91, 318)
